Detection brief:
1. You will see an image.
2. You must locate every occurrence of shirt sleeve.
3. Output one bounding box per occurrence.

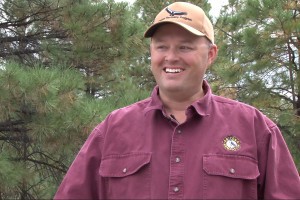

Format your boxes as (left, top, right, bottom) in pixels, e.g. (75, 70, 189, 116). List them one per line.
(257, 123, 300, 199)
(54, 125, 105, 199)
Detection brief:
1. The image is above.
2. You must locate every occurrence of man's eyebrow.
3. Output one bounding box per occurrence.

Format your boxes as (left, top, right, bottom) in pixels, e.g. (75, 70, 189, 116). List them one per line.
(151, 37, 166, 43)
(180, 40, 194, 44)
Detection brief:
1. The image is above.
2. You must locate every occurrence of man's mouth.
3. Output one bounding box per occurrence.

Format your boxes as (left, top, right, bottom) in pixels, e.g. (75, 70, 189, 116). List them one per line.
(164, 68, 184, 73)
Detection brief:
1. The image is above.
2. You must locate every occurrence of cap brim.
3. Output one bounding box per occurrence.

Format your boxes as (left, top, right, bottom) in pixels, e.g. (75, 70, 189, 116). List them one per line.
(144, 21, 206, 38)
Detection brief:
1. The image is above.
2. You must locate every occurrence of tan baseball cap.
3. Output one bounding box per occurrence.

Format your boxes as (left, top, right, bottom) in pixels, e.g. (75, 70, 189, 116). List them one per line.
(144, 2, 214, 44)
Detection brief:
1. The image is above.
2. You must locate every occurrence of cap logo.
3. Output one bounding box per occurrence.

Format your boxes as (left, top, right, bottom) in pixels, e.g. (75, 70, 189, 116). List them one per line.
(165, 7, 187, 16)
(223, 136, 241, 151)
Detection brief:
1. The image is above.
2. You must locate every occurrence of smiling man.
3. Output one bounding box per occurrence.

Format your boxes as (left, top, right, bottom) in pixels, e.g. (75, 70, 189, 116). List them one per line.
(55, 2, 300, 199)
(149, 24, 217, 123)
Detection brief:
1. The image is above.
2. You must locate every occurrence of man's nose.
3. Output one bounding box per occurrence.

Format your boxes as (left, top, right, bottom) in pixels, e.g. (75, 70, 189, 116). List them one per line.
(164, 48, 179, 62)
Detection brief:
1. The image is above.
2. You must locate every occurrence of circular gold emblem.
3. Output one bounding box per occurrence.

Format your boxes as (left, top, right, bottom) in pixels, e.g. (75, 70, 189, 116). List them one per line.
(223, 136, 240, 151)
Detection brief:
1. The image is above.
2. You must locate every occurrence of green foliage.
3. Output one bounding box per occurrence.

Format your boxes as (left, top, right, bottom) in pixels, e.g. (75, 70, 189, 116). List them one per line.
(0, 153, 26, 187)
(109, 61, 152, 107)
(214, 0, 300, 169)
(0, 62, 106, 198)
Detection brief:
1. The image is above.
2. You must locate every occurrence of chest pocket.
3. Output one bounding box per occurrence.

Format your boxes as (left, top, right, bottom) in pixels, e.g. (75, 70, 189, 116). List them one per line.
(99, 152, 151, 199)
(203, 154, 260, 199)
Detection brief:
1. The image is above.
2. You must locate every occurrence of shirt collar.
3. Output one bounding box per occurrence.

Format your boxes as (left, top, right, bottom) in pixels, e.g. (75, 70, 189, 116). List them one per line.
(144, 80, 212, 117)
(190, 80, 212, 117)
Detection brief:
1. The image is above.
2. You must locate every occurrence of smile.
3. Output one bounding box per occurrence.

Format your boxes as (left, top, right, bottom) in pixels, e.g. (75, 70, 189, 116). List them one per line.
(164, 68, 184, 73)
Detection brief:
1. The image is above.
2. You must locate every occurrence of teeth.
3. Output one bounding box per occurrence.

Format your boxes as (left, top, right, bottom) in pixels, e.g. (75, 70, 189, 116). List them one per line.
(165, 68, 183, 73)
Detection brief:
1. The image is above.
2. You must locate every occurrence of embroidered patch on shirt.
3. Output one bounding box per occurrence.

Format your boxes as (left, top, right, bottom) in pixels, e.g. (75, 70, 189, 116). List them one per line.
(223, 136, 241, 151)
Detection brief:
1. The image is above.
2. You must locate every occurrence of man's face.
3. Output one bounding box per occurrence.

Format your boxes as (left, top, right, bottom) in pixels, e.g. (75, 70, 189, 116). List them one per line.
(150, 23, 217, 98)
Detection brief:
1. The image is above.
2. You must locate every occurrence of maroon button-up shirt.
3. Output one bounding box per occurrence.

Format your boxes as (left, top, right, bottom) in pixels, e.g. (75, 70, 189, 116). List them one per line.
(55, 81, 300, 199)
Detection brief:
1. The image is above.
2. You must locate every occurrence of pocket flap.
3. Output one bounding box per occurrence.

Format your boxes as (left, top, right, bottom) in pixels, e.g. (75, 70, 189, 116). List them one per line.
(203, 154, 260, 179)
(99, 152, 151, 177)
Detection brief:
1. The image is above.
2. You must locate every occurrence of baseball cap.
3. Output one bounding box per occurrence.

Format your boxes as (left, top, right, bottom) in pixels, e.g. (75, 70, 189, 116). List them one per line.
(144, 2, 214, 44)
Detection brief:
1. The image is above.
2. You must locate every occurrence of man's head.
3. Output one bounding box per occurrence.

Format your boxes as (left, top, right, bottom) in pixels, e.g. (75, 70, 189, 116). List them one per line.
(145, 2, 218, 100)
(144, 2, 214, 44)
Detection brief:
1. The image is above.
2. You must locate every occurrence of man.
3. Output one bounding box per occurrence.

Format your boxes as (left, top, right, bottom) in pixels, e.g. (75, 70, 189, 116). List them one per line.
(55, 2, 300, 199)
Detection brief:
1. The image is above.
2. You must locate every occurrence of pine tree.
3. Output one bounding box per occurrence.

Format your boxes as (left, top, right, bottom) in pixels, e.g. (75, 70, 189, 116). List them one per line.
(213, 0, 300, 168)
(0, 62, 106, 198)
(0, 0, 151, 198)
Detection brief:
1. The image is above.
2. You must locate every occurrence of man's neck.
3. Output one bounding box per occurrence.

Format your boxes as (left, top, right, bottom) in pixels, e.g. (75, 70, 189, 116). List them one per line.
(159, 89, 204, 124)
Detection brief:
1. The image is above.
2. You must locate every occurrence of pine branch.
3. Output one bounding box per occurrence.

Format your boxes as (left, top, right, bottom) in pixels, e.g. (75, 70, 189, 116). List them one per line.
(0, 4, 63, 29)
(0, 30, 68, 44)
(27, 151, 69, 171)
(0, 119, 24, 127)
(0, 49, 41, 58)
(26, 157, 67, 173)
(0, 135, 30, 142)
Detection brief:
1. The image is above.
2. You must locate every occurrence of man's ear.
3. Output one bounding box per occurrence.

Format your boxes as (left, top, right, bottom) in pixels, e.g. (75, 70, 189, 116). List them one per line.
(208, 44, 218, 66)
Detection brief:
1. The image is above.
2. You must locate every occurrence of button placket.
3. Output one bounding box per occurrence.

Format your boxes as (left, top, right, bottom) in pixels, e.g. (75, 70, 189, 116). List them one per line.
(168, 127, 185, 199)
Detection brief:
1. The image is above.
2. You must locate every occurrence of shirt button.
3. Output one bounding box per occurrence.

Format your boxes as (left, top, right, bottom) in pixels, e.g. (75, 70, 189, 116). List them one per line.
(177, 130, 182, 134)
(229, 168, 235, 174)
(175, 157, 181, 163)
(122, 168, 127, 173)
(173, 187, 180, 193)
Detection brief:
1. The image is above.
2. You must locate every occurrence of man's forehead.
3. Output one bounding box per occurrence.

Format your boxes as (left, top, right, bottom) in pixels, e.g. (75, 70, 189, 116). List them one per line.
(151, 33, 207, 44)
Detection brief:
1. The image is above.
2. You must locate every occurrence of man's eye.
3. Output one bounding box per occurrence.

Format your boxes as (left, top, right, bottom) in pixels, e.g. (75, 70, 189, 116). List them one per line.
(156, 46, 167, 50)
(180, 46, 192, 50)
(157, 46, 166, 49)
